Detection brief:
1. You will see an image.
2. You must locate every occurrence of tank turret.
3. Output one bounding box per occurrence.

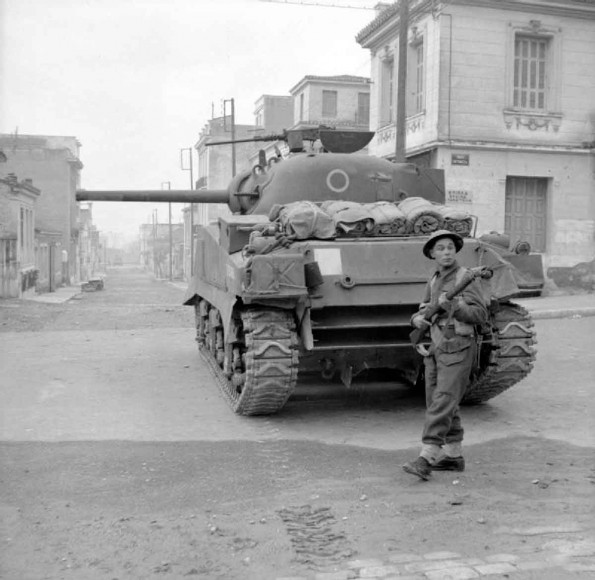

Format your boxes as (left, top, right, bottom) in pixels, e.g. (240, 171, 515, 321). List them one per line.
(76, 127, 539, 416)
(76, 127, 445, 212)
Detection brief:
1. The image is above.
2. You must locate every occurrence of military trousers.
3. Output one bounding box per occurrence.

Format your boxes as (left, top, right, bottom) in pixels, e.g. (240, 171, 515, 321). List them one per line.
(421, 334, 477, 448)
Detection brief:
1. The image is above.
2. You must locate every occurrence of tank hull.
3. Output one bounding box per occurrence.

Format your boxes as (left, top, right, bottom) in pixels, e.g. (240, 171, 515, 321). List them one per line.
(187, 222, 536, 415)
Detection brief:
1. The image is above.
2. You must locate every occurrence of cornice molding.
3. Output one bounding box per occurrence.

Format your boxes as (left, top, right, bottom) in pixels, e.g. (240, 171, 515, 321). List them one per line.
(438, 139, 594, 155)
(358, 0, 595, 48)
(358, 0, 435, 49)
(450, 0, 595, 19)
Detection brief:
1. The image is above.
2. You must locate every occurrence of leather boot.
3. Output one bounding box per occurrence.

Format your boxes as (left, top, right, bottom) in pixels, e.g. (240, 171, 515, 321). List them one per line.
(431, 456, 465, 472)
(402, 457, 432, 480)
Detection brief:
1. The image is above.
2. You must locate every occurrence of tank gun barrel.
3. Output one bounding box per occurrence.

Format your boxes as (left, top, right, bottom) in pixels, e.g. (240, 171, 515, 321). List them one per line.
(76, 189, 229, 203)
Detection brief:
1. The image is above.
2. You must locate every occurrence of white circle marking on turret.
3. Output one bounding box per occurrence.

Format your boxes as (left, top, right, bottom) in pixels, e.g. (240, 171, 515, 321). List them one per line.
(326, 169, 350, 193)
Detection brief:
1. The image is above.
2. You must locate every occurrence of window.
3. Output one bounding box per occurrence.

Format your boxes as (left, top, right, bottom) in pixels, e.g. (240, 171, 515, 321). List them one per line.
(19, 205, 34, 266)
(414, 42, 424, 114)
(20, 207, 24, 249)
(357, 92, 370, 125)
(322, 90, 337, 118)
(514, 36, 548, 110)
(503, 21, 562, 130)
(380, 57, 394, 125)
(407, 39, 424, 116)
(299, 93, 304, 122)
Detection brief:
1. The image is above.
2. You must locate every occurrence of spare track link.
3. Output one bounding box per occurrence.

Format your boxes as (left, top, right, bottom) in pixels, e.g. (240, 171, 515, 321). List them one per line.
(463, 301, 537, 404)
(200, 306, 299, 416)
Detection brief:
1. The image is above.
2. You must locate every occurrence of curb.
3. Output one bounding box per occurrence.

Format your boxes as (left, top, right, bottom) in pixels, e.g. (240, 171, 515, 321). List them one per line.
(22, 291, 82, 304)
(525, 307, 595, 320)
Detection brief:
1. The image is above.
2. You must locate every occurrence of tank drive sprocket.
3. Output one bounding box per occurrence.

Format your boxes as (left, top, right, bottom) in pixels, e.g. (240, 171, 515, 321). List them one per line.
(463, 301, 537, 404)
(196, 300, 299, 415)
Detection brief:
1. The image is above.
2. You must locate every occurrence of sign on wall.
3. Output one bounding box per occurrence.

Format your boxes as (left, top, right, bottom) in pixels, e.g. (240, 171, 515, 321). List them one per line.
(447, 190, 473, 204)
(451, 153, 470, 166)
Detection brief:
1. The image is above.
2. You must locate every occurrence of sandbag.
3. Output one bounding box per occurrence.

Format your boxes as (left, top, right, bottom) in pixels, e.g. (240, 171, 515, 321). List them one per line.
(269, 201, 336, 240)
(437, 205, 474, 237)
(321, 200, 375, 237)
(398, 197, 444, 234)
(362, 201, 408, 235)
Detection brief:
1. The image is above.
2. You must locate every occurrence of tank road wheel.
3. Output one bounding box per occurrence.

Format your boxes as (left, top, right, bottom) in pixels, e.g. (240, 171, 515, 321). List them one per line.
(198, 305, 299, 416)
(194, 299, 209, 347)
(463, 301, 537, 405)
(207, 308, 225, 366)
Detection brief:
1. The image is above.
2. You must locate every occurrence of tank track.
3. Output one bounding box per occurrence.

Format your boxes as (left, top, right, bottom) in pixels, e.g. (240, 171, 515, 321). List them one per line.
(196, 300, 299, 415)
(463, 301, 537, 404)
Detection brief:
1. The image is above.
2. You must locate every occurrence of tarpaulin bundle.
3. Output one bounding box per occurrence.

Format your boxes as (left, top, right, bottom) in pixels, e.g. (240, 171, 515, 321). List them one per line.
(398, 197, 444, 234)
(320, 200, 375, 237)
(437, 205, 474, 237)
(362, 201, 408, 235)
(268, 201, 336, 240)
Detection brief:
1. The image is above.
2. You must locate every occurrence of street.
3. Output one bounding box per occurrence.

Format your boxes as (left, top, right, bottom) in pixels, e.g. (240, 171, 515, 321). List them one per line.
(1, 266, 594, 580)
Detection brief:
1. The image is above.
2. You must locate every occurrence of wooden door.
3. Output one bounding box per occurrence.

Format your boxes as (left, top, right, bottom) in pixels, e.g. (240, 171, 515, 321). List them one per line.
(505, 177, 547, 252)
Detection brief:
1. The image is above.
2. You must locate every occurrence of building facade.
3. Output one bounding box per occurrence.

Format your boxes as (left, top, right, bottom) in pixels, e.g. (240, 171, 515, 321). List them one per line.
(290, 74, 371, 131)
(35, 220, 62, 293)
(254, 94, 293, 134)
(0, 174, 40, 298)
(357, 0, 595, 269)
(78, 204, 104, 283)
(139, 221, 184, 280)
(0, 134, 84, 282)
(249, 78, 372, 165)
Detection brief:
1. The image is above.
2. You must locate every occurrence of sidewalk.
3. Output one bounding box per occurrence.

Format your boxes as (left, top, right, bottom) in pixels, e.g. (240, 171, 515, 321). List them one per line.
(515, 291, 595, 320)
(21, 282, 595, 320)
(22, 285, 83, 304)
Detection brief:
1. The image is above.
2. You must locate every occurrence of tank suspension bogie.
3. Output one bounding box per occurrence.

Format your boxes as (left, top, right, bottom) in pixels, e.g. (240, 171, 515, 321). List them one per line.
(194, 296, 300, 415)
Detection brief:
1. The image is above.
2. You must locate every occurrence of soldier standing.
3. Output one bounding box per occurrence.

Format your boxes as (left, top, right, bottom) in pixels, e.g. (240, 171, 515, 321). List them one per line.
(403, 230, 488, 480)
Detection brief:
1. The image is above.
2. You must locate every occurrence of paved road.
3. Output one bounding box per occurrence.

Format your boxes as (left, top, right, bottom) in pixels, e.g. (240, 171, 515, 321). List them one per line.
(1, 266, 594, 580)
(1, 268, 593, 450)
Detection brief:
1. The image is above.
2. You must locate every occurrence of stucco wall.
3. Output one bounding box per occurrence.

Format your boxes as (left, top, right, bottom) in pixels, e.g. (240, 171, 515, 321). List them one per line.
(370, 11, 441, 157)
(436, 147, 594, 267)
(445, 4, 595, 145)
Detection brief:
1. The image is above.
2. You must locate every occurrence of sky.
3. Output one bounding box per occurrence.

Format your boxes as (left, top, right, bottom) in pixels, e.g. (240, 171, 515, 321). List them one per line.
(0, 0, 379, 242)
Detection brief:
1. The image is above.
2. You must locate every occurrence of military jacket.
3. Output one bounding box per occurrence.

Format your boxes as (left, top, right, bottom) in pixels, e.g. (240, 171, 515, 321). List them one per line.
(413, 262, 488, 346)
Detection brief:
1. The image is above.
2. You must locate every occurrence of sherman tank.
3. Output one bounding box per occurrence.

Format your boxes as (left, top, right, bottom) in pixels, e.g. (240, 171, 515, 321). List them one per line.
(77, 127, 538, 415)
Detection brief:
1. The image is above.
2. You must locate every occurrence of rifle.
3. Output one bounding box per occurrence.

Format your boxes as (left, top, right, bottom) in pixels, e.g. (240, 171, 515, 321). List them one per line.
(409, 266, 493, 348)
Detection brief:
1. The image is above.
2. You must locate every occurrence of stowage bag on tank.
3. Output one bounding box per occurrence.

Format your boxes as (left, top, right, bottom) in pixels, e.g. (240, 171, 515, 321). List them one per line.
(320, 200, 375, 236)
(269, 201, 336, 240)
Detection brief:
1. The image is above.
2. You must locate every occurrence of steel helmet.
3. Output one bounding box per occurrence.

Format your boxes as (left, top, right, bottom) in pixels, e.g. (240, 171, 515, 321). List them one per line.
(422, 229, 464, 259)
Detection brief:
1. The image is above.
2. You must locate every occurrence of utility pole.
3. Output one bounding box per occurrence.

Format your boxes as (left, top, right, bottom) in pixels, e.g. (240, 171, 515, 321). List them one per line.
(180, 147, 195, 276)
(161, 181, 172, 281)
(223, 98, 236, 177)
(152, 209, 157, 277)
(395, 0, 408, 162)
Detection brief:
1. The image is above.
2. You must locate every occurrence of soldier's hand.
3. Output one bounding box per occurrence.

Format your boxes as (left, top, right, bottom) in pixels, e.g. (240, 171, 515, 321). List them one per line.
(412, 315, 431, 329)
(438, 293, 452, 308)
